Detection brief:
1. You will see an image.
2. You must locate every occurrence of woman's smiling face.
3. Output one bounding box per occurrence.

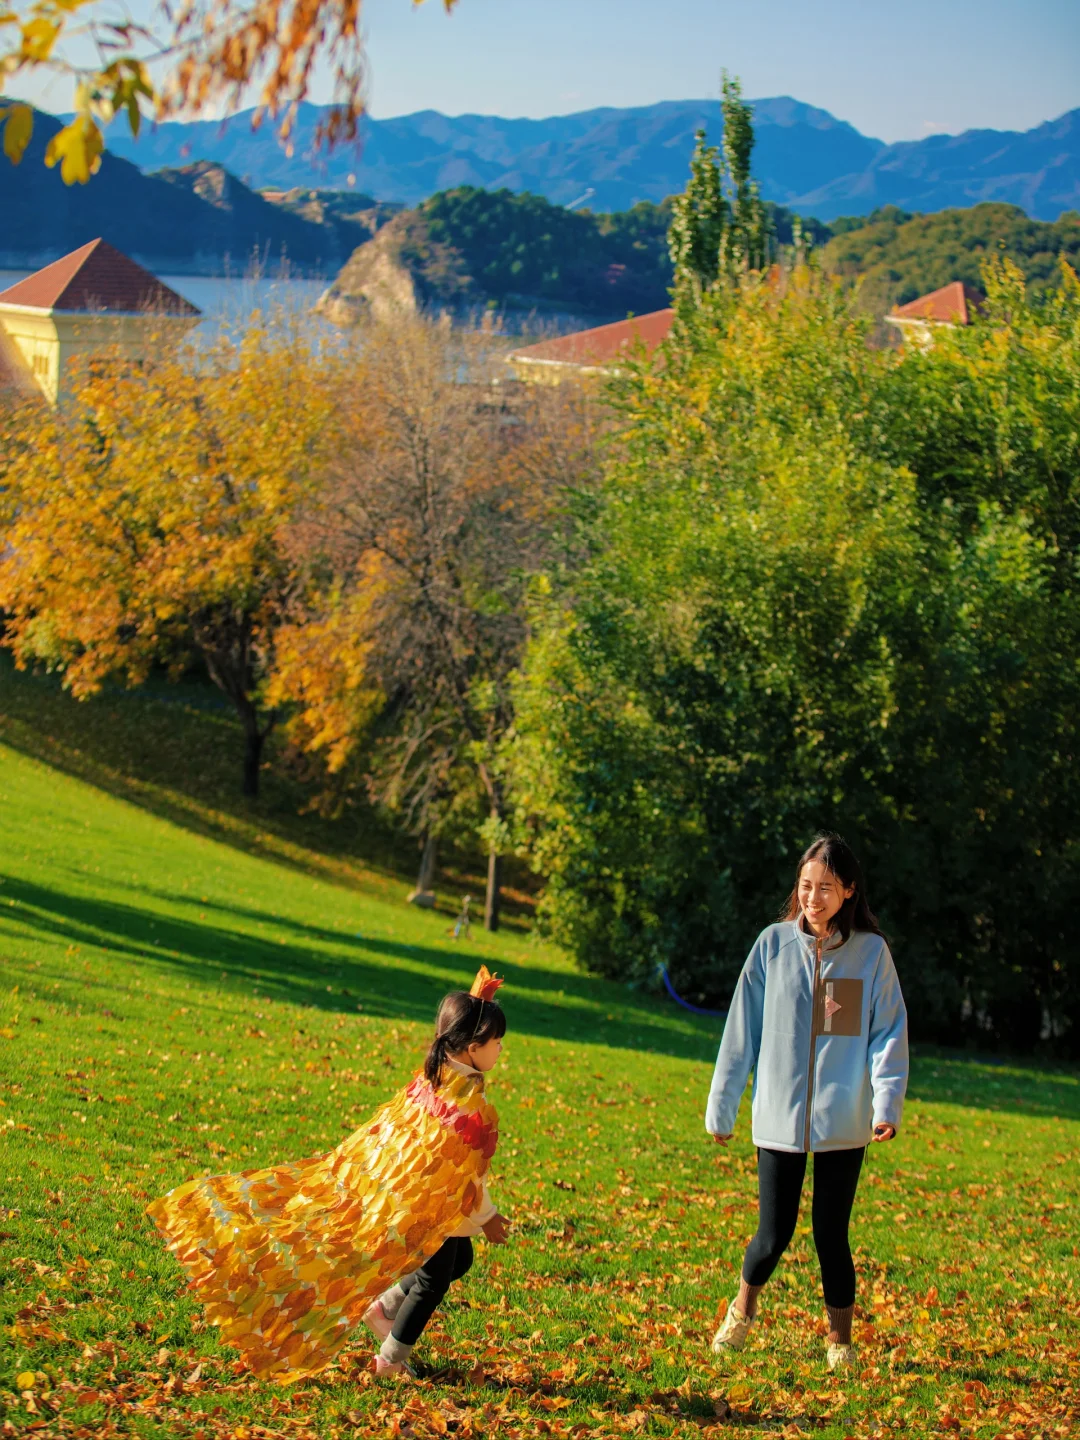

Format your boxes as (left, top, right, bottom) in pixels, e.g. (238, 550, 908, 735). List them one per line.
(797, 859, 854, 936)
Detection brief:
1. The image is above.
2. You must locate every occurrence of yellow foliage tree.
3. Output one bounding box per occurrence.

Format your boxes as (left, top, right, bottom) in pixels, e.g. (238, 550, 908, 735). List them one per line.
(0, 322, 338, 796)
(270, 314, 598, 926)
(267, 571, 386, 788)
(1, 0, 454, 183)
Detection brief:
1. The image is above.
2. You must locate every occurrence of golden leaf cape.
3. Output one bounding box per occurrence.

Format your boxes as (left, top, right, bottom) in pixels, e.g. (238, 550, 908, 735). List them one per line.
(146, 1068, 498, 1382)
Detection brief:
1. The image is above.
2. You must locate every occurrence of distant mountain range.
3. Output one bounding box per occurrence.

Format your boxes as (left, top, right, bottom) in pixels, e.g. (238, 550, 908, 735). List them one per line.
(93, 97, 1080, 221)
(4, 98, 1078, 277)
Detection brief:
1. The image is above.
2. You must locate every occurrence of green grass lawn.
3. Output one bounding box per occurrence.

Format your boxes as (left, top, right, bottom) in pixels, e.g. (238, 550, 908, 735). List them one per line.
(0, 653, 535, 921)
(1, 738, 1078, 1439)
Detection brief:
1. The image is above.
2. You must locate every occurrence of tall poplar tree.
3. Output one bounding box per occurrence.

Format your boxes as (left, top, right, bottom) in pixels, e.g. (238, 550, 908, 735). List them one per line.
(667, 72, 770, 313)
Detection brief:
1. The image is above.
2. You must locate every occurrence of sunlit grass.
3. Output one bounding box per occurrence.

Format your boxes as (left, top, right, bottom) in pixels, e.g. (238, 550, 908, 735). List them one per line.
(0, 741, 1077, 1438)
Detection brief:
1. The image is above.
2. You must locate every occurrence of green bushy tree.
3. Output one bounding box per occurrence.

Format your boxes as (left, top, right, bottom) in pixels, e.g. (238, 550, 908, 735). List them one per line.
(510, 261, 1080, 1055)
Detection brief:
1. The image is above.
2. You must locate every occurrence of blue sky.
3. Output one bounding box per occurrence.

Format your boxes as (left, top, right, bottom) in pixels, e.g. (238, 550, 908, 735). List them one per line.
(358, 0, 1079, 140)
(17, 0, 1080, 142)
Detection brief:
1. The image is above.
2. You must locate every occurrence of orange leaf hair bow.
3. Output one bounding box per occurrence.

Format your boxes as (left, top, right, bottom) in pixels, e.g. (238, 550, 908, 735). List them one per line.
(469, 966, 504, 1002)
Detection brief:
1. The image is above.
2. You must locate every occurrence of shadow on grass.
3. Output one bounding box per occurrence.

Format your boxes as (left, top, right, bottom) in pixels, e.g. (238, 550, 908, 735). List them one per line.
(0, 655, 534, 924)
(8, 871, 1080, 1104)
(0, 873, 718, 1063)
(0, 659, 401, 872)
(907, 1048, 1080, 1122)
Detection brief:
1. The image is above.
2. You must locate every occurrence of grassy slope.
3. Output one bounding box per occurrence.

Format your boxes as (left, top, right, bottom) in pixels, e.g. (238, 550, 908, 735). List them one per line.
(0, 739, 1078, 1436)
(0, 655, 532, 919)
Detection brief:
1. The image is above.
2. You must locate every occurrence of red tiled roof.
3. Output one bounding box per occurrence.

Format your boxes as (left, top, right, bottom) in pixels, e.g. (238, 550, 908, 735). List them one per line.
(509, 308, 674, 369)
(891, 281, 984, 326)
(0, 239, 200, 318)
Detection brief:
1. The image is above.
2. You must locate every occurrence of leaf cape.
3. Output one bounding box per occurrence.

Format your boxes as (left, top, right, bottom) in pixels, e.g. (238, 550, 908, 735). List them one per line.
(145, 1067, 498, 1382)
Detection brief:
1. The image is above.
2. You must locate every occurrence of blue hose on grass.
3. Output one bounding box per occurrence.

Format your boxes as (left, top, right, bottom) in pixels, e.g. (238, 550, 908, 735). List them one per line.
(659, 966, 727, 1018)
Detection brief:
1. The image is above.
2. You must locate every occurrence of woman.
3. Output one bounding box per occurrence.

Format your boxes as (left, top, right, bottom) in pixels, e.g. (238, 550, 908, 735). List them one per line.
(705, 832, 908, 1370)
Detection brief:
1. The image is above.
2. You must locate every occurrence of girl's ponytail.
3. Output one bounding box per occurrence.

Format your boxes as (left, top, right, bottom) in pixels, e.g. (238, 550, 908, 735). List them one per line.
(424, 1031, 452, 1085)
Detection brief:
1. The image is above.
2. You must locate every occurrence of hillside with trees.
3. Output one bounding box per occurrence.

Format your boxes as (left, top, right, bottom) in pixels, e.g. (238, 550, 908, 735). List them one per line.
(821, 202, 1080, 315)
(317, 184, 831, 324)
(513, 251, 1080, 1052)
(319, 185, 1080, 328)
(317, 186, 676, 323)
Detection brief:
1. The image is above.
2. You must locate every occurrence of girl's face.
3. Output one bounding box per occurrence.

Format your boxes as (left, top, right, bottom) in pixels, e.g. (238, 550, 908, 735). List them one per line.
(797, 859, 854, 936)
(466, 1034, 504, 1072)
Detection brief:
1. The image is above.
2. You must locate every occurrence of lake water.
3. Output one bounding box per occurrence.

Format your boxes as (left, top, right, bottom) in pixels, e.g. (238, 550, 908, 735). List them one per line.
(0, 271, 329, 338)
(0, 268, 579, 349)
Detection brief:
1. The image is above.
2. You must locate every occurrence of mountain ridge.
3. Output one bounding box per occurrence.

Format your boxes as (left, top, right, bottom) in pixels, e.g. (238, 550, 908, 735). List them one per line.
(86, 96, 1079, 220)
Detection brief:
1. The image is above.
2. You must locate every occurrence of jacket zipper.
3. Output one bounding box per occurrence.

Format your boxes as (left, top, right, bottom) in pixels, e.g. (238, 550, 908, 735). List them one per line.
(803, 934, 823, 1152)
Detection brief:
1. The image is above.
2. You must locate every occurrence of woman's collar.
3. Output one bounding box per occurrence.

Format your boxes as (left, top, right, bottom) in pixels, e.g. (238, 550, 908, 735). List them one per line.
(796, 913, 845, 950)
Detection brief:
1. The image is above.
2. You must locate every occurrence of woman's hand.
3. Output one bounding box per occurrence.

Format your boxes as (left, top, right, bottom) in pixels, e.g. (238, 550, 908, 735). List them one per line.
(872, 1124, 896, 1143)
(482, 1213, 511, 1244)
(711, 1133, 732, 1146)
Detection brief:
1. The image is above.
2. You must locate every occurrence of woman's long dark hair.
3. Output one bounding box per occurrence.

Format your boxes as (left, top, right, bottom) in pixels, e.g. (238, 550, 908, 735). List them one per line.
(780, 831, 884, 942)
(423, 991, 506, 1086)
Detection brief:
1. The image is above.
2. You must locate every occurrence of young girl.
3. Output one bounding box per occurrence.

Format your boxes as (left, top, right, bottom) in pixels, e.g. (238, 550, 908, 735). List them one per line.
(705, 833, 908, 1371)
(364, 980, 510, 1376)
(147, 966, 509, 1383)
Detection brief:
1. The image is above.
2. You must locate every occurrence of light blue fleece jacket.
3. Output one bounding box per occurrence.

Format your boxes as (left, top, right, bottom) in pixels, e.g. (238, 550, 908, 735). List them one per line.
(705, 921, 909, 1153)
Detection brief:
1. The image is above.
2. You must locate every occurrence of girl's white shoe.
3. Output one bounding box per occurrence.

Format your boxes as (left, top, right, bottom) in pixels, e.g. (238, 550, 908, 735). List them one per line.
(363, 1299, 393, 1340)
(827, 1342, 856, 1371)
(710, 1302, 754, 1353)
(374, 1355, 415, 1379)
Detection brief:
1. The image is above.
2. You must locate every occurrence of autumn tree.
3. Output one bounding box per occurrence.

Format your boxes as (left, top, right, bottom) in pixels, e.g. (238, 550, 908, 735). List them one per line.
(0, 321, 337, 796)
(270, 315, 597, 929)
(1, 0, 456, 183)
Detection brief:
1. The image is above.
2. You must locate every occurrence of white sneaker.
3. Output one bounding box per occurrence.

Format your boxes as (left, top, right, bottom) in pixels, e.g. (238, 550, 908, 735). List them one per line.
(374, 1354, 415, 1379)
(710, 1301, 754, 1353)
(827, 1342, 856, 1371)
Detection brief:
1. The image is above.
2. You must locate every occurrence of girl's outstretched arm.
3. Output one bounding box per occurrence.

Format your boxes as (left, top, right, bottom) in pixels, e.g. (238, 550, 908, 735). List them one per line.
(868, 946, 909, 1137)
(705, 938, 766, 1138)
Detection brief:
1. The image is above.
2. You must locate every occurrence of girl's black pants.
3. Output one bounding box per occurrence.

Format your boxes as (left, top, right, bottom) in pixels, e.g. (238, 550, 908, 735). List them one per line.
(391, 1236, 474, 1346)
(742, 1146, 865, 1307)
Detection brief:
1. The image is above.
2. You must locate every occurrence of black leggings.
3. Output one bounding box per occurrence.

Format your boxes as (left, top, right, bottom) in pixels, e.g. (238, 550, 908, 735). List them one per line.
(391, 1237, 474, 1346)
(742, 1147, 864, 1307)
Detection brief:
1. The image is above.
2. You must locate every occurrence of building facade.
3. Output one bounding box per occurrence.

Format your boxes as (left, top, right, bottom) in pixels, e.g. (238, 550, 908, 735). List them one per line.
(0, 239, 201, 404)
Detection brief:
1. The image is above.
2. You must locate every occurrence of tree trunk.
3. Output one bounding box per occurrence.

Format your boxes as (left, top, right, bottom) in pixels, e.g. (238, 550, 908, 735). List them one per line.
(197, 626, 272, 800)
(243, 725, 265, 798)
(417, 831, 438, 893)
(484, 847, 502, 932)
